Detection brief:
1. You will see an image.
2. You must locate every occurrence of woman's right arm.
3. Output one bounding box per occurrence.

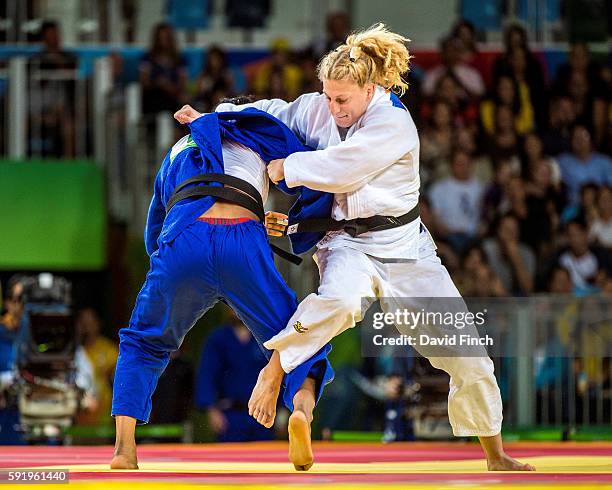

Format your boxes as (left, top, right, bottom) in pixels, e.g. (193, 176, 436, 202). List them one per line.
(215, 93, 318, 140)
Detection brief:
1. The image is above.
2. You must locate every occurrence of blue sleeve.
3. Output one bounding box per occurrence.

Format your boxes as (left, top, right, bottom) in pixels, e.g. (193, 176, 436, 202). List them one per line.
(194, 331, 224, 409)
(275, 180, 299, 196)
(144, 169, 166, 257)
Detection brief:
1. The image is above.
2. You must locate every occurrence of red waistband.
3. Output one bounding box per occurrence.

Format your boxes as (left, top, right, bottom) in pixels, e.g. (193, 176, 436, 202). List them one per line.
(197, 217, 256, 225)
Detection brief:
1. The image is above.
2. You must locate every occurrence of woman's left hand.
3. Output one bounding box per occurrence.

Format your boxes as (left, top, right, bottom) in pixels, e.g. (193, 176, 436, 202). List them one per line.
(268, 159, 286, 184)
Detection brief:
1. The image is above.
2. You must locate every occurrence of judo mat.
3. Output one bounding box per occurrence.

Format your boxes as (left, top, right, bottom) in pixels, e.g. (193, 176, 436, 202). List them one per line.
(0, 441, 610, 489)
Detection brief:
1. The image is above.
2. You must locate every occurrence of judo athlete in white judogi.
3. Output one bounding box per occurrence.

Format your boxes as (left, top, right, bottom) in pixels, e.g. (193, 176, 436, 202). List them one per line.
(175, 24, 535, 472)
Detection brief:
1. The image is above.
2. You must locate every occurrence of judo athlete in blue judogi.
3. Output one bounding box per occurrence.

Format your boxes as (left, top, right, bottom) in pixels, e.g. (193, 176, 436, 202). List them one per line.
(110, 107, 334, 471)
(194, 313, 276, 442)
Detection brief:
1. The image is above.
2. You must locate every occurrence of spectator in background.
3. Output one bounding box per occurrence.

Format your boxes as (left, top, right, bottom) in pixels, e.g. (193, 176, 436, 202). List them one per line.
(297, 48, 321, 94)
(554, 42, 608, 148)
(521, 132, 561, 185)
(555, 43, 606, 98)
(30, 20, 77, 71)
(28, 20, 77, 158)
(423, 36, 485, 99)
(420, 100, 456, 184)
(429, 148, 484, 254)
(451, 19, 486, 78)
(483, 105, 520, 162)
(75, 308, 118, 427)
(558, 125, 612, 205)
(422, 73, 479, 128)
(524, 160, 565, 257)
(561, 70, 608, 150)
(547, 266, 573, 294)
(506, 47, 544, 128)
(194, 311, 274, 442)
(483, 213, 535, 295)
(504, 175, 556, 258)
(192, 46, 235, 113)
(454, 126, 492, 183)
(556, 219, 611, 292)
(482, 159, 518, 227)
(0, 277, 25, 444)
(480, 75, 534, 136)
(139, 23, 187, 116)
(589, 186, 612, 248)
(566, 183, 600, 225)
(492, 24, 546, 128)
(313, 11, 351, 57)
(541, 95, 576, 156)
(253, 38, 302, 101)
(455, 245, 507, 297)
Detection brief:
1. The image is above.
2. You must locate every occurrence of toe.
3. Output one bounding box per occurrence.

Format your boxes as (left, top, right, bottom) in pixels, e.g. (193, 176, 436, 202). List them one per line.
(264, 412, 276, 428)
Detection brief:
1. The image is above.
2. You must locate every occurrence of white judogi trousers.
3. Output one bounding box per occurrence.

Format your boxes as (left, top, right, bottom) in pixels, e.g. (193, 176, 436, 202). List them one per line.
(264, 231, 503, 437)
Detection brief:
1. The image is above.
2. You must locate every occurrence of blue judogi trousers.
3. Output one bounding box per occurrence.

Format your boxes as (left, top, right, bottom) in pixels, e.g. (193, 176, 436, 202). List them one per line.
(112, 219, 333, 424)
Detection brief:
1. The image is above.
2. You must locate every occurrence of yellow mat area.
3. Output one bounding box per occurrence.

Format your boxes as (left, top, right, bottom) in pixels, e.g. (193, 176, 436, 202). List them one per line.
(29, 455, 612, 474)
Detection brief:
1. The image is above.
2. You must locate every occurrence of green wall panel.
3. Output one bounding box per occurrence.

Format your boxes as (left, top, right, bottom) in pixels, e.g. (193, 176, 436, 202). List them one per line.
(0, 160, 106, 270)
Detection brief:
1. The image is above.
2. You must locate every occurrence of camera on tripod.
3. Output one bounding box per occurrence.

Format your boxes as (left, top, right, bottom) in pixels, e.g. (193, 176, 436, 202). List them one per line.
(13, 273, 88, 441)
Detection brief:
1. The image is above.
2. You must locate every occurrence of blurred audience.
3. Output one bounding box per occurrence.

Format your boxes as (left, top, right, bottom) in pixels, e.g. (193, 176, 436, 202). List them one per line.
(492, 24, 547, 128)
(428, 149, 485, 254)
(420, 100, 456, 184)
(482, 213, 536, 295)
(541, 95, 576, 156)
(589, 186, 612, 247)
(557, 125, 612, 205)
(480, 75, 534, 136)
(0, 277, 26, 444)
(139, 22, 188, 116)
(253, 38, 302, 101)
(423, 36, 485, 99)
(451, 19, 486, 77)
(314, 11, 351, 57)
(75, 308, 118, 426)
(28, 20, 77, 158)
(554, 42, 608, 148)
(554, 219, 611, 293)
(192, 45, 235, 113)
(455, 245, 507, 296)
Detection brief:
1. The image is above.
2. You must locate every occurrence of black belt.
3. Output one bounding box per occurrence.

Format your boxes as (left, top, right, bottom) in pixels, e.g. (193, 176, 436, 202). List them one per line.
(166, 173, 303, 265)
(285, 204, 420, 237)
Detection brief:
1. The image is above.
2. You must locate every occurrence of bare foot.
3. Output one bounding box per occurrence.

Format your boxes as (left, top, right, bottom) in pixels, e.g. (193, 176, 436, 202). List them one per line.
(248, 365, 283, 428)
(487, 454, 535, 471)
(110, 445, 138, 470)
(288, 410, 313, 471)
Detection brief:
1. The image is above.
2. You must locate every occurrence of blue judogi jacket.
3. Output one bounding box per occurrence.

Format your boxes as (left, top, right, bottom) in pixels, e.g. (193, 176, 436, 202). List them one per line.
(144, 108, 333, 256)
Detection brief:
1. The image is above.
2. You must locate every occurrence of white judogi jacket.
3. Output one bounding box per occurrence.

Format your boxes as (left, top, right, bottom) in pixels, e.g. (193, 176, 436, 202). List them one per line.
(217, 86, 423, 259)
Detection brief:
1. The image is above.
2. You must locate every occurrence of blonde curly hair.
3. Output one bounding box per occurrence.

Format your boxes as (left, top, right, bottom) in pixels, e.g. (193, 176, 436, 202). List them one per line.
(317, 23, 411, 95)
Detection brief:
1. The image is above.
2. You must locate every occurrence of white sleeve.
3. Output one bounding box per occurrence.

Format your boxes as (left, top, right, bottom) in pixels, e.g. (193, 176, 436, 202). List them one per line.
(283, 107, 417, 193)
(216, 93, 318, 141)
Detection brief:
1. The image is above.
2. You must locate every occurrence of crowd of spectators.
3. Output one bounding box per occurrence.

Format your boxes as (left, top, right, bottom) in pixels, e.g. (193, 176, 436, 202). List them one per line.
(122, 17, 612, 298)
(411, 22, 611, 298)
